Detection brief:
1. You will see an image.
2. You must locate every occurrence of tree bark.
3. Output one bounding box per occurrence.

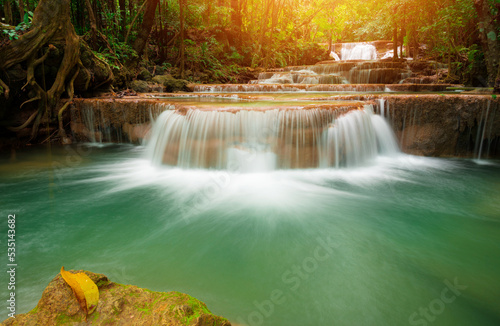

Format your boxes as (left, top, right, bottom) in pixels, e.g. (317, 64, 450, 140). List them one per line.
(179, 0, 185, 78)
(4, 0, 13, 25)
(473, 0, 500, 87)
(85, 0, 98, 49)
(18, 0, 25, 22)
(133, 0, 159, 57)
(119, 0, 126, 36)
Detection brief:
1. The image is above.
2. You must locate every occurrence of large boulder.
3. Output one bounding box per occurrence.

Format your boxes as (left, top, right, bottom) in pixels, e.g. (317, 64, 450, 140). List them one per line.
(152, 74, 190, 92)
(1, 270, 231, 326)
(130, 80, 150, 93)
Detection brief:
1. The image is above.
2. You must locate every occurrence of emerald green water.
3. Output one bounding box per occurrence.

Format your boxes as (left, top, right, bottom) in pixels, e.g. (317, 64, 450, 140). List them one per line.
(1, 144, 499, 325)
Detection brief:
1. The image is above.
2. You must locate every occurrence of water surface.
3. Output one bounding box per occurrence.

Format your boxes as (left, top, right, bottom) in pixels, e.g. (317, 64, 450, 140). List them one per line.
(1, 144, 499, 325)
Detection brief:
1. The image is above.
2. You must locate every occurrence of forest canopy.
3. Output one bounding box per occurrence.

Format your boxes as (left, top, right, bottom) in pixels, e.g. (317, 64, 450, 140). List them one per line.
(1, 0, 499, 86)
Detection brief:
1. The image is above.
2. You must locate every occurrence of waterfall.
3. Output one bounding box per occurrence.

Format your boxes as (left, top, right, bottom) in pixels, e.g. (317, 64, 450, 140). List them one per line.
(146, 105, 399, 170)
(474, 100, 496, 160)
(70, 101, 167, 144)
(341, 43, 378, 60)
(330, 51, 341, 61)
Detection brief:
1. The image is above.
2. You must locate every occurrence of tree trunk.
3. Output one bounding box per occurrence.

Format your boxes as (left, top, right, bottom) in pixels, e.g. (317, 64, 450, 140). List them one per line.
(119, 0, 126, 36)
(473, 0, 500, 87)
(18, 0, 25, 22)
(133, 0, 159, 57)
(85, 0, 98, 49)
(4, 0, 13, 25)
(179, 0, 185, 78)
(393, 26, 398, 60)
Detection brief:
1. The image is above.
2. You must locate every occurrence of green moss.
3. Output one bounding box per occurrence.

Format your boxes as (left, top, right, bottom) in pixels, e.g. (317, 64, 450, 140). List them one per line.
(55, 313, 83, 325)
(89, 311, 100, 321)
(136, 307, 152, 315)
(28, 306, 39, 314)
(96, 279, 110, 288)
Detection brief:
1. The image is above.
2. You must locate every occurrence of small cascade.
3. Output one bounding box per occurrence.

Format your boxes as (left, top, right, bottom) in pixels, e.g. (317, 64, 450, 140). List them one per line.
(249, 61, 413, 86)
(254, 69, 348, 85)
(70, 100, 167, 143)
(193, 84, 387, 93)
(146, 105, 400, 170)
(474, 100, 497, 160)
(321, 106, 399, 167)
(341, 43, 378, 60)
(330, 51, 341, 61)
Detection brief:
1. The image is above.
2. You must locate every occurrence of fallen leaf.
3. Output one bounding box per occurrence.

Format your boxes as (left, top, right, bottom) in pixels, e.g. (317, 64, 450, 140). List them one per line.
(60, 266, 99, 314)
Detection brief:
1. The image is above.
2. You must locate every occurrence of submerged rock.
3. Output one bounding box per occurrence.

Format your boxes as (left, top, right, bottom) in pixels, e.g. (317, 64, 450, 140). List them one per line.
(1, 270, 231, 326)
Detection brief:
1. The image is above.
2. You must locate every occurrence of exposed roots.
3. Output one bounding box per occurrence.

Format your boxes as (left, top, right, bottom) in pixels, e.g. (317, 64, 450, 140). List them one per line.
(7, 111, 38, 132)
(0, 78, 9, 99)
(58, 64, 80, 141)
(0, 0, 84, 143)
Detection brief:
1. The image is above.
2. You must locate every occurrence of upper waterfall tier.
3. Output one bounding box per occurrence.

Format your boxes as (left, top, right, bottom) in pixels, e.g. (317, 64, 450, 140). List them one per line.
(250, 60, 449, 85)
(329, 41, 405, 61)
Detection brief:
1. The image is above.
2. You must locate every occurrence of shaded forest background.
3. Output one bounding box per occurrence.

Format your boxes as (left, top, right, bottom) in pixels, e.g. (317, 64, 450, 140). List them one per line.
(0, 0, 499, 145)
(2, 0, 499, 85)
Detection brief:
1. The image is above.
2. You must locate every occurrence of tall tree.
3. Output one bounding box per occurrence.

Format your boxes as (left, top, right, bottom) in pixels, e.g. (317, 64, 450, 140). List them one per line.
(4, 0, 13, 25)
(473, 0, 500, 88)
(179, 0, 185, 78)
(133, 0, 160, 57)
(18, 0, 25, 21)
(119, 0, 127, 37)
(85, 0, 98, 49)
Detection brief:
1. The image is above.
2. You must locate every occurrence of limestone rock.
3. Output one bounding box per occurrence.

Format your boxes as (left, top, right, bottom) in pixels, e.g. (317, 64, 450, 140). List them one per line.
(1, 270, 231, 326)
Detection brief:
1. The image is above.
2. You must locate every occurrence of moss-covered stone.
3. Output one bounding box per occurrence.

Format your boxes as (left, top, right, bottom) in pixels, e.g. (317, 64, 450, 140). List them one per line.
(138, 69, 153, 81)
(1, 270, 231, 326)
(164, 78, 190, 92)
(152, 74, 173, 85)
(130, 80, 149, 93)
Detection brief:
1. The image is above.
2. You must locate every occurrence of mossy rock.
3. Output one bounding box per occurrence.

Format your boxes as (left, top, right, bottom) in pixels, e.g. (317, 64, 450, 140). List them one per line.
(138, 69, 153, 81)
(152, 74, 174, 85)
(130, 80, 149, 93)
(166, 79, 189, 92)
(152, 74, 190, 92)
(1, 270, 231, 326)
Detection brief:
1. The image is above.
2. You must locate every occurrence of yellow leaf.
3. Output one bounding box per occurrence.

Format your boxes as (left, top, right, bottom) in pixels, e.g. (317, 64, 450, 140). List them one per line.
(60, 267, 99, 314)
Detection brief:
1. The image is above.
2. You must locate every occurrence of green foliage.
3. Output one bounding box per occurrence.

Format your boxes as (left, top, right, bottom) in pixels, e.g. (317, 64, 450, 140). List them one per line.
(2, 29, 18, 40)
(95, 42, 138, 70)
(1, 11, 33, 40)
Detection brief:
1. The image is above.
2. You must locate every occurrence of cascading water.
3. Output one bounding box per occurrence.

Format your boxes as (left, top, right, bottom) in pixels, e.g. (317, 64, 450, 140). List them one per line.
(70, 101, 168, 144)
(146, 105, 399, 170)
(341, 43, 378, 60)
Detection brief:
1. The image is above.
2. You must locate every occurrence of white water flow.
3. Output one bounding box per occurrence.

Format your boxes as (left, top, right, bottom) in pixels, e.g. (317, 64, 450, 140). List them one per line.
(146, 105, 399, 170)
(341, 43, 378, 60)
(330, 51, 341, 61)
